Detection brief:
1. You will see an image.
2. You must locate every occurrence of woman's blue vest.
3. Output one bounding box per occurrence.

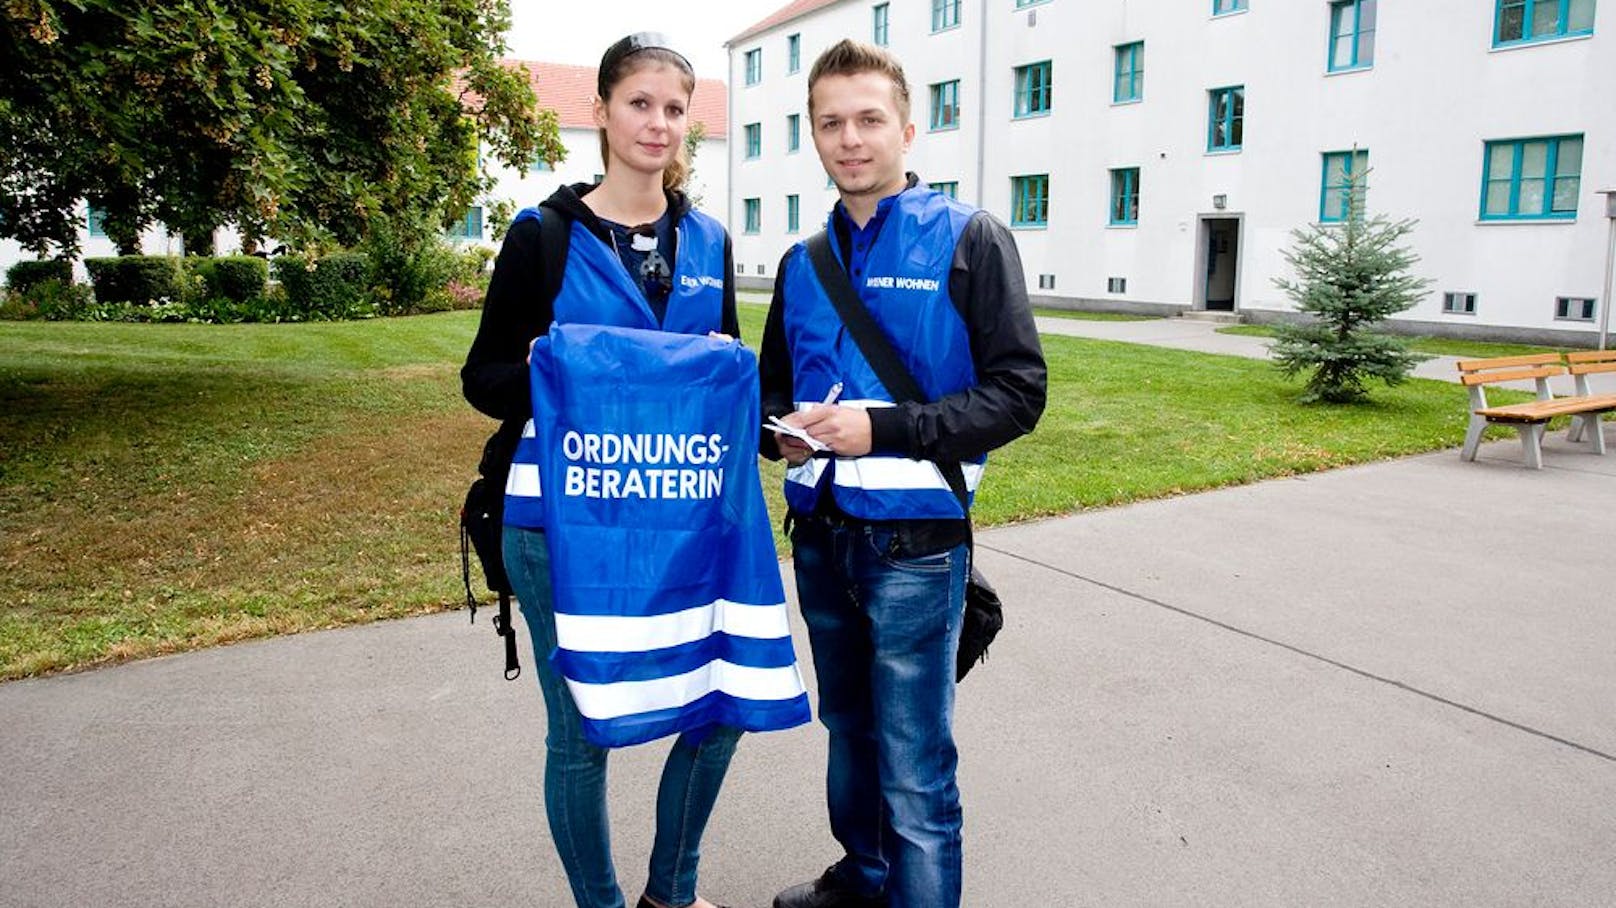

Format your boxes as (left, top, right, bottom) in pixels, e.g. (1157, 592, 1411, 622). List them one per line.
(504, 206, 728, 528)
(778, 186, 984, 521)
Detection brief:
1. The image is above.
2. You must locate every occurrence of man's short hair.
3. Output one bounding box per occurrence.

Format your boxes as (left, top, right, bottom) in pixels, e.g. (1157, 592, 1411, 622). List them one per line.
(807, 39, 911, 123)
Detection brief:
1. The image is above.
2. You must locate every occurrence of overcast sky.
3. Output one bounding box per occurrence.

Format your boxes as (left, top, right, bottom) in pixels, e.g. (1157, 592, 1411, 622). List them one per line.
(506, 1, 767, 80)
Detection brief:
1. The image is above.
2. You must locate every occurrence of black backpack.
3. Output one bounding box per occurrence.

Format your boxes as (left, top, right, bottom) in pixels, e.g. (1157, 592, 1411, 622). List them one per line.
(460, 204, 569, 679)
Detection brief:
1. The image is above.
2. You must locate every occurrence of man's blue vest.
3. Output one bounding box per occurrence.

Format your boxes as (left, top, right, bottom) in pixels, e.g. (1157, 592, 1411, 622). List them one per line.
(778, 186, 985, 521)
(505, 206, 728, 528)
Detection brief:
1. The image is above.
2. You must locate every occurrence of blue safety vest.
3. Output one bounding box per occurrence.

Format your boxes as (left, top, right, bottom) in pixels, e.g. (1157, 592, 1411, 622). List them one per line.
(529, 323, 810, 747)
(778, 186, 985, 521)
(505, 206, 728, 528)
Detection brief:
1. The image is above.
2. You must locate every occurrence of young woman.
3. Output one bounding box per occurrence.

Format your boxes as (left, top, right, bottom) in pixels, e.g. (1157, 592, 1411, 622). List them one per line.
(461, 34, 739, 908)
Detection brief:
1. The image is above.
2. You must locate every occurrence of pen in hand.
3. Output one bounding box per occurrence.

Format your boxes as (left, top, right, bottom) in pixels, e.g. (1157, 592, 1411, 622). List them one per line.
(820, 382, 843, 407)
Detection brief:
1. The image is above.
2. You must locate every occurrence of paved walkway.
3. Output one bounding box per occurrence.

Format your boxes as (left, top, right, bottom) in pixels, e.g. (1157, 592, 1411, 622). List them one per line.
(4, 320, 1614, 907)
(1035, 315, 1466, 383)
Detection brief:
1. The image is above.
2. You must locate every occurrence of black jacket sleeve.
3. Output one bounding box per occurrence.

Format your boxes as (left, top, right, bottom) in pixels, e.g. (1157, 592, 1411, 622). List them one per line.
(757, 247, 798, 459)
(866, 211, 1047, 462)
(721, 232, 741, 341)
(461, 218, 556, 422)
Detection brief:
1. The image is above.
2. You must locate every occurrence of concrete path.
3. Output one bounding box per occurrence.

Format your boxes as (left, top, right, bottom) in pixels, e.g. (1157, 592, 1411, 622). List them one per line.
(1033, 315, 1470, 384)
(4, 319, 1614, 907)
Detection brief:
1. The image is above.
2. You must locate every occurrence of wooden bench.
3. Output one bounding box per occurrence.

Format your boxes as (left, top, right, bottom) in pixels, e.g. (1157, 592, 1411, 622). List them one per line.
(1457, 352, 1616, 469)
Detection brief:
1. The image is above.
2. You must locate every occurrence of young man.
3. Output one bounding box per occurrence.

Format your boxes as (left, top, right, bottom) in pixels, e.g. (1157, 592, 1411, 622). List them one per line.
(759, 39, 1047, 908)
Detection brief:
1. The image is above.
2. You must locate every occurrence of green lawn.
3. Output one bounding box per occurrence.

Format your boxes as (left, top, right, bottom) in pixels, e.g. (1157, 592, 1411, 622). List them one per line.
(1215, 324, 1563, 359)
(0, 312, 1518, 679)
(1032, 308, 1157, 322)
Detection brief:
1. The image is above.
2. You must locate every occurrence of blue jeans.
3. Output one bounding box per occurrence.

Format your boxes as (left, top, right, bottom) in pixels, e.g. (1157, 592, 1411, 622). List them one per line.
(790, 517, 968, 908)
(503, 525, 743, 908)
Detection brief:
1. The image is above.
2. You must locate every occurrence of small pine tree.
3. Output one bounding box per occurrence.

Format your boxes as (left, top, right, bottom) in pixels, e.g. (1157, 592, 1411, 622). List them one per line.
(1270, 167, 1432, 403)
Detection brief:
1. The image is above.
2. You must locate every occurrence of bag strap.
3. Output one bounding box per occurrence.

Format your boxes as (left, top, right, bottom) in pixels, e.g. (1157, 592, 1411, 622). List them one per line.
(803, 230, 972, 518)
(535, 202, 570, 309)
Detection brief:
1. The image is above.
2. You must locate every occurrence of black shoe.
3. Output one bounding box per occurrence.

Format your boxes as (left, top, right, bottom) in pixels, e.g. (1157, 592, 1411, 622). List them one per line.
(635, 898, 732, 908)
(772, 866, 885, 908)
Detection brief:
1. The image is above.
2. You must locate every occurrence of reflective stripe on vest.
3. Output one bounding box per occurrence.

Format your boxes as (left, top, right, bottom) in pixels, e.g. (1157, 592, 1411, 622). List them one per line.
(780, 188, 984, 521)
(504, 206, 728, 529)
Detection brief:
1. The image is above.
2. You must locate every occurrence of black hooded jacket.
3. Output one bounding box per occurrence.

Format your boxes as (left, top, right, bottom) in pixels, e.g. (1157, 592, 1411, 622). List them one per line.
(460, 182, 741, 475)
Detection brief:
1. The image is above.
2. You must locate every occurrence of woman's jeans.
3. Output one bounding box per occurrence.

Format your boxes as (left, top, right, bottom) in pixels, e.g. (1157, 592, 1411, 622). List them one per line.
(503, 525, 742, 908)
(790, 516, 968, 908)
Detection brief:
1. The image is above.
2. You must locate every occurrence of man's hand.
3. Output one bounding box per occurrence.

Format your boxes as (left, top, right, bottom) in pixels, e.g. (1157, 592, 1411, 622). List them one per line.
(774, 433, 816, 466)
(789, 405, 872, 457)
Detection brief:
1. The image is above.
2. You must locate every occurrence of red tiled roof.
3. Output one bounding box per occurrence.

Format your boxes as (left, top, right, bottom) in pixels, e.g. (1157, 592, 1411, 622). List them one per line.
(728, 0, 845, 46)
(502, 60, 728, 136)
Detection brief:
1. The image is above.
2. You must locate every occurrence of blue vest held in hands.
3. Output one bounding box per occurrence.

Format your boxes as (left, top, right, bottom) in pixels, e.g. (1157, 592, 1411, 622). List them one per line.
(505, 206, 728, 528)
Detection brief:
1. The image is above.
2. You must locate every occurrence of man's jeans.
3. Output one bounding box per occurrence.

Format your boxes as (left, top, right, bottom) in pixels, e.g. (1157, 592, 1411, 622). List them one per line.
(503, 525, 742, 908)
(791, 516, 968, 908)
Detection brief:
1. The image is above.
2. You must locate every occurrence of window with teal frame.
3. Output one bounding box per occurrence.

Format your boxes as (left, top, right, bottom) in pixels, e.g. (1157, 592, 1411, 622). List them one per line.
(1207, 85, 1244, 151)
(1320, 149, 1369, 222)
(931, 180, 959, 199)
(87, 204, 108, 238)
(529, 157, 553, 173)
(745, 123, 761, 159)
(930, 80, 960, 130)
(449, 206, 483, 240)
(787, 114, 801, 152)
(873, 4, 889, 46)
(1329, 0, 1376, 71)
(1113, 42, 1143, 103)
(1015, 0, 1051, 8)
(1481, 135, 1582, 220)
(745, 48, 762, 85)
(1014, 61, 1052, 118)
(1494, 0, 1596, 47)
(932, 0, 960, 31)
(787, 34, 801, 74)
(744, 198, 761, 234)
(1011, 174, 1049, 227)
(1213, 0, 1247, 14)
(1109, 168, 1139, 225)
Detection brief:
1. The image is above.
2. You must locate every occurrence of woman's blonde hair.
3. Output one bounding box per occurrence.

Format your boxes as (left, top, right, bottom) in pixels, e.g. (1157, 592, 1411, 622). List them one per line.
(596, 47, 696, 191)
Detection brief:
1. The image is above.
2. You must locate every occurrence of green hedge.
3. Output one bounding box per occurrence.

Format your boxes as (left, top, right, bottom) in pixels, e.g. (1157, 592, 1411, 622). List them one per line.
(192, 255, 268, 304)
(84, 256, 183, 304)
(272, 252, 372, 320)
(6, 259, 73, 292)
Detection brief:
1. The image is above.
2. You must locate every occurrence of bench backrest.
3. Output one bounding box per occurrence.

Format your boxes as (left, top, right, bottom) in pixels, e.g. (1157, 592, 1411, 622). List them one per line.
(1565, 350, 1616, 377)
(1455, 353, 1565, 387)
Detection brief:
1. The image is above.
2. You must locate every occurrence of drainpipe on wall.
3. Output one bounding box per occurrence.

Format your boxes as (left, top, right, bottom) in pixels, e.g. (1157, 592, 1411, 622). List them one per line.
(973, 0, 989, 209)
(1600, 189, 1616, 350)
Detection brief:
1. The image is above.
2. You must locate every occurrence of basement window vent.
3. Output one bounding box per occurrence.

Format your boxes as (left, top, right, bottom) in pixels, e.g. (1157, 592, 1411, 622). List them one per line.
(1038, 274, 1056, 290)
(1555, 297, 1596, 322)
(756, 264, 766, 275)
(1107, 277, 1126, 294)
(736, 263, 745, 274)
(1442, 292, 1476, 315)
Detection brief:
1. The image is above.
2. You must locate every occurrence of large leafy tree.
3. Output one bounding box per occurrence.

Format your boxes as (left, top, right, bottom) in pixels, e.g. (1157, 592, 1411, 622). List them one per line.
(0, 0, 562, 257)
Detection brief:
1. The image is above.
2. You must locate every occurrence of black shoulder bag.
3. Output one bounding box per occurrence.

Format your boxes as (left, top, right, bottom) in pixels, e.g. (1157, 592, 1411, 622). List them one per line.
(460, 203, 572, 680)
(804, 231, 1004, 682)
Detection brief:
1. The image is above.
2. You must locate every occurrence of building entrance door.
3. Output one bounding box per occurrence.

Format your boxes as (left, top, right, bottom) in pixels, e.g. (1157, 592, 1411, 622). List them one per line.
(1200, 217, 1240, 311)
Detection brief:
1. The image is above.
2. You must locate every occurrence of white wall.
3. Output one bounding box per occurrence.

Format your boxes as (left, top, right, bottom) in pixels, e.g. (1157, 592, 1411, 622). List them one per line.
(727, 0, 1616, 341)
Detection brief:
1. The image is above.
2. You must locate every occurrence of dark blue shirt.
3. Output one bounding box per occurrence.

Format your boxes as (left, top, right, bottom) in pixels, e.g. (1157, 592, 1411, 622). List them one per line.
(601, 207, 676, 325)
(831, 193, 903, 287)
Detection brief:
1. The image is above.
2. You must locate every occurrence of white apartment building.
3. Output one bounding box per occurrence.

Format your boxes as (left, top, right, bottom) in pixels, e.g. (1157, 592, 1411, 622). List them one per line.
(726, 0, 1615, 345)
(1, 61, 728, 275)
